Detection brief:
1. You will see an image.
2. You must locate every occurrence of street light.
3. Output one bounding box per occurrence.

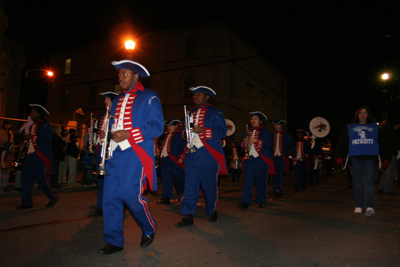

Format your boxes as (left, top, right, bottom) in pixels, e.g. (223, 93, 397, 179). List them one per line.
(125, 40, 136, 59)
(26, 69, 54, 77)
(22, 69, 55, 118)
(381, 72, 400, 97)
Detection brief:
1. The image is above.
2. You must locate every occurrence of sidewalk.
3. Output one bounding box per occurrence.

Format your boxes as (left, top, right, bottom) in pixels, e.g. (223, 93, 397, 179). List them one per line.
(1, 169, 399, 267)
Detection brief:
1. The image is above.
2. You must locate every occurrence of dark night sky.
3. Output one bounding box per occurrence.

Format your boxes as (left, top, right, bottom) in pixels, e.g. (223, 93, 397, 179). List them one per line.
(4, 0, 400, 140)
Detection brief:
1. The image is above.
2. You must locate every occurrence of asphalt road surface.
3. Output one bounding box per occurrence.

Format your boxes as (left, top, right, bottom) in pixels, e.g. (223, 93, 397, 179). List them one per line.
(1, 169, 399, 267)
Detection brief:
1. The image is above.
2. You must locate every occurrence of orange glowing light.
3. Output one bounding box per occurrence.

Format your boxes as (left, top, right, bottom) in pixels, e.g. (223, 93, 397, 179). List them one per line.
(125, 40, 136, 50)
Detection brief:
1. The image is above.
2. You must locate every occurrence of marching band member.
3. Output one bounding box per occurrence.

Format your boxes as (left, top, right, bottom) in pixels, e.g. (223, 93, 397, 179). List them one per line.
(271, 119, 296, 198)
(16, 104, 59, 209)
(157, 119, 186, 204)
(89, 91, 119, 217)
(237, 111, 275, 209)
(97, 60, 164, 254)
(293, 129, 311, 192)
(175, 86, 228, 226)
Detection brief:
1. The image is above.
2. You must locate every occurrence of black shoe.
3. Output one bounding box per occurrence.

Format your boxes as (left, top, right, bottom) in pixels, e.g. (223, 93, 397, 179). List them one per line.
(140, 233, 155, 247)
(89, 208, 103, 217)
(46, 199, 58, 208)
(97, 244, 123, 254)
(175, 215, 194, 226)
(257, 203, 264, 208)
(302, 187, 306, 191)
(209, 211, 218, 222)
(293, 189, 300, 192)
(236, 202, 249, 209)
(156, 198, 170, 205)
(386, 191, 398, 196)
(16, 205, 32, 210)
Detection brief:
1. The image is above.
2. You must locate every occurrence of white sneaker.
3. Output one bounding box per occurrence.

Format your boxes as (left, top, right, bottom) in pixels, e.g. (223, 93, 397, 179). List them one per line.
(365, 207, 375, 217)
(354, 207, 362, 214)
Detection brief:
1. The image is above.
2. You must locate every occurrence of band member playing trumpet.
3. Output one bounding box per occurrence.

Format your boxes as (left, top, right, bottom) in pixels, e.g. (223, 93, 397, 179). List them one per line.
(271, 119, 296, 198)
(237, 111, 275, 209)
(157, 119, 186, 205)
(97, 60, 164, 254)
(175, 86, 228, 226)
(88, 91, 119, 217)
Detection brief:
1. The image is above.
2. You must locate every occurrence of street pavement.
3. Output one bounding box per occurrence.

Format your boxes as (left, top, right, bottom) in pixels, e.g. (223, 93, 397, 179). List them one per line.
(1, 169, 399, 267)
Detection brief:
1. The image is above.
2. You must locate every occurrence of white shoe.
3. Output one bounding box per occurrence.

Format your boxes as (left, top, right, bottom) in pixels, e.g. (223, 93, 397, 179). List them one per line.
(365, 207, 375, 217)
(354, 207, 362, 214)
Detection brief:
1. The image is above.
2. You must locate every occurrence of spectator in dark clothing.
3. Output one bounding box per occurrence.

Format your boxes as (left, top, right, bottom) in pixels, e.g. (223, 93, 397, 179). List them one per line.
(51, 125, 66, 188)
(58, 128, 69, 184)
(82, 142, 96, 186)
(67, 135, 80, 186)
(378, 120, 400, 195)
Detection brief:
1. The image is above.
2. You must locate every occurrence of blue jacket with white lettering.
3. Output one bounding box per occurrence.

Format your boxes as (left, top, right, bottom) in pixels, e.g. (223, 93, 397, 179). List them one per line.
(335, 123, 389, 162)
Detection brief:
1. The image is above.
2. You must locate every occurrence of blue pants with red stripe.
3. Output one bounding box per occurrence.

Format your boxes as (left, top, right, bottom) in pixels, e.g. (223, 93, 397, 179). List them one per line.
(273, 156, 286, 193)
(20, 153, 59, 207)
(103, 148, 156, 247)
(181, 146, 218, 217)
(241, 156, 269, 205)
(160, 157, 185, 198)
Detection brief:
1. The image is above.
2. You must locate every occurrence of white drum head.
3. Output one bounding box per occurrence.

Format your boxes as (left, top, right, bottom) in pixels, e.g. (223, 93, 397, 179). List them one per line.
(309, 117, 330, 138)
(225, 119, 236, 136)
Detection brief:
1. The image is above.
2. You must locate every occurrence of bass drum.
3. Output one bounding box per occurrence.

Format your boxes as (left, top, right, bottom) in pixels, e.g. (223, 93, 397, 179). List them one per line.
(230, 159, 242, 170)
(309, 117, 330, 138)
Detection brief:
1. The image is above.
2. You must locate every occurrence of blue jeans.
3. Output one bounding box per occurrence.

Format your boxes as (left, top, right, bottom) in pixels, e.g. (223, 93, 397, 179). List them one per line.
(349, 157, 377, 209)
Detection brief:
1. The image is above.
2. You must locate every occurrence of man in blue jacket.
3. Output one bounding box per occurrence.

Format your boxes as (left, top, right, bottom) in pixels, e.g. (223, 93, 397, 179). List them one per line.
(97, 60, 164, 254)
(175, 86, 228, 226)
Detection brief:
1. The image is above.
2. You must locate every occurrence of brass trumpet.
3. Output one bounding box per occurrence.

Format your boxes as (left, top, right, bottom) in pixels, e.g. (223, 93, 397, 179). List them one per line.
(184, 105, 196, 153)
(98, 107, 114, 176)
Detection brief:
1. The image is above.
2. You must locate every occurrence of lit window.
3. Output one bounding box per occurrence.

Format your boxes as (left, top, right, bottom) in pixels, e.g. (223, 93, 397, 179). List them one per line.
(65, 58, 71, 75)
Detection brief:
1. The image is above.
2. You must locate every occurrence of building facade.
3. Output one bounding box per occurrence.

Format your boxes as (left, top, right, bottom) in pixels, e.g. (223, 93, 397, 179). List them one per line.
(48, 22, 287, 140)
(0, 0, 25, 127)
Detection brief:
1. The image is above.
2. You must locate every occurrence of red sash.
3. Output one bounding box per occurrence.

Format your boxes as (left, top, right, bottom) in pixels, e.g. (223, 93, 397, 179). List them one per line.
(115, 90, 156, 191)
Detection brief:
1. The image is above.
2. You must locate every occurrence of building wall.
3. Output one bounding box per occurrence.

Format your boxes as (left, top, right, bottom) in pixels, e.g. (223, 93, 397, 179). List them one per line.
(48, 22, 287, 141)
(0, 1, 25, 133)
